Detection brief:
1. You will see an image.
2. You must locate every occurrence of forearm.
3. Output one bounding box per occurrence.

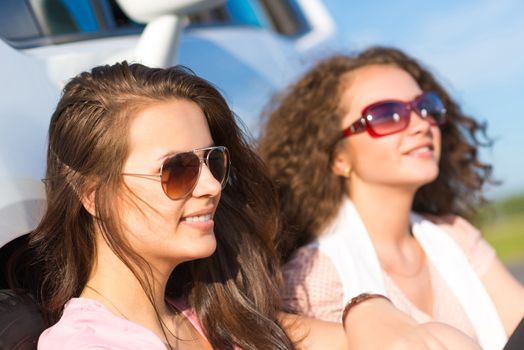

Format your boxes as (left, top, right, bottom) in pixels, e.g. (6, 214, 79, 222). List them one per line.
(280, 312, 348, 350)
(279, 296, 480, 350)
(343, 296, 479, 350)
(481, 258, 524, 335)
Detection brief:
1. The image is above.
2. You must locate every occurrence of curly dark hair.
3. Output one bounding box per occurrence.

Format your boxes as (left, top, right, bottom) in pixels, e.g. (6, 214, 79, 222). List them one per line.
(258, 46, 494, 262)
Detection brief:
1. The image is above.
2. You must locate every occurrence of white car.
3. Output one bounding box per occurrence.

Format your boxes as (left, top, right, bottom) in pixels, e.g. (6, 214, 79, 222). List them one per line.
(0, 0, 335, 255)
(0, 0, 335, 346)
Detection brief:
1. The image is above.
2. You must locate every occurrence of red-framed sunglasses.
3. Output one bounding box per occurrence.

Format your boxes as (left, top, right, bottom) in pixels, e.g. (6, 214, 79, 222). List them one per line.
(122, 146, 230, 200)
(340, 91, 446, 139)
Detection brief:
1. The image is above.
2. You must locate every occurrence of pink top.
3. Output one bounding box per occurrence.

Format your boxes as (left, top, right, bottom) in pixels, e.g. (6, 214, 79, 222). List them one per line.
(38, 298, 209, 349)
(282, 215, 496, 341)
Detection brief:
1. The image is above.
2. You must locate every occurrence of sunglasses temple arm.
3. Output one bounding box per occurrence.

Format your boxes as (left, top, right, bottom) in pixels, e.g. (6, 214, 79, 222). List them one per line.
(342, 119, 366, 138)
(350, 118, 367, 135)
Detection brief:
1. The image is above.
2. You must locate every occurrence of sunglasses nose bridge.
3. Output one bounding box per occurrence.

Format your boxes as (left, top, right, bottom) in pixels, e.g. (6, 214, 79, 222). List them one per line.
(408, 100, 421, 117)
(405, 99, 429, 124)
(194, 147, 213, 165)
(406, 108, 435, 135)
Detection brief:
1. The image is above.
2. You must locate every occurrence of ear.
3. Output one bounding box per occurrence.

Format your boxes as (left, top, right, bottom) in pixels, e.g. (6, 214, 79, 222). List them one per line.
(331, 144, 352, 178)
(80, 183, 97, 217)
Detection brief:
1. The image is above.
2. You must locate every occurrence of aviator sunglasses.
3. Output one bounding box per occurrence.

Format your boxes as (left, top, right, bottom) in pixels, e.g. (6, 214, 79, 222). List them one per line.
(122, 146, 230, 200)
(340, 91, 446, 139)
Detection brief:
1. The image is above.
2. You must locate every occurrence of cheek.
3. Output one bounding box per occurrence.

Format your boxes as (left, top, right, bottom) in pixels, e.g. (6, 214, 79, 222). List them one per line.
(120, 186, 185, 239)
(349, 136, 401, 176)
(125, 179, 184, 222)
(142, 201, 185, 233)
(433, 127, 442, 161)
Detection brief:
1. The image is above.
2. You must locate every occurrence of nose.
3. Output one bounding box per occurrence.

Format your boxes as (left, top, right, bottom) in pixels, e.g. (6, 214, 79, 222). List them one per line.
(191, 163, 222, 198)
(407, 109, 432, 135)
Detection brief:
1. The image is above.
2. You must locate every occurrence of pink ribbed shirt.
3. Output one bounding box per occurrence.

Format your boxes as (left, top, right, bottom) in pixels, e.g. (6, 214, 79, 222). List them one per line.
(38, 298, 208, 349)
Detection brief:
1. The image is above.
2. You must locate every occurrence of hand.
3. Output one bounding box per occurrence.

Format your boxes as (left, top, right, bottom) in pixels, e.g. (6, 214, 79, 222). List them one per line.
(423, 322, 481, 350)
(344, 297, 479, 350)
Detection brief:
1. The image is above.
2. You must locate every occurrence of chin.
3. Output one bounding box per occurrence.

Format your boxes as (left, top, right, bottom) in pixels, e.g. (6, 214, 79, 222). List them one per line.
(395, 172, 439, 190)
(412, 173, 439, 190)
(181, 235, 217, 261)
(426, 167, 440, 182)
(415, 173, 438, 186)
(403, 163, 439, 185)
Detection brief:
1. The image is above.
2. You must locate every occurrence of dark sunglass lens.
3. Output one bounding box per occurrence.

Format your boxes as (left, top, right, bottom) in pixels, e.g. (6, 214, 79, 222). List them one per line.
(162, 152, 200, 199)
(207, 148, 228, 187)
(366, 102, 409, 135)
(416, 92, 446, 124)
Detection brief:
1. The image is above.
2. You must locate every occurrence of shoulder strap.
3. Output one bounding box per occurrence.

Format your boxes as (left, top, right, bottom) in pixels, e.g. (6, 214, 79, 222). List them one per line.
(412, 213, 507, 349)
(315, 198, 386, 319)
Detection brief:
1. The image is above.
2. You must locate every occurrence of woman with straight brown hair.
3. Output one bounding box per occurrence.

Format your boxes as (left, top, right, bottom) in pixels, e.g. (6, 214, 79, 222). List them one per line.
(32, 61, 298, 349)
(259, 47, 524, 350)
(30, 61, 480, 350)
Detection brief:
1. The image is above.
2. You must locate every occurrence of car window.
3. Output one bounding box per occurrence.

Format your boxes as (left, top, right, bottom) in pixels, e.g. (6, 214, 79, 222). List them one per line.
(188, 0, 308, 37)
(30, 0, 99, 35)
(0, 0, 143, 48)
(0, 1, 41, 41)
(258, 0, 309, 36)
(0, 0, 308, 49)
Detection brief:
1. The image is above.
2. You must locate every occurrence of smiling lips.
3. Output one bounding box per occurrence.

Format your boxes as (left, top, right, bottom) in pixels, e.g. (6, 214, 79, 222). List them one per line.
(181, 213, 213, 222)
(407, 145, 433, 156)
(180, 210, 215, 231)
(403, 142, 435, 158)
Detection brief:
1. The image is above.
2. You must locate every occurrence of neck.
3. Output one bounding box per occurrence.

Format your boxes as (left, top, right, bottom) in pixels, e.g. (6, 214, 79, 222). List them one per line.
(348, 178, 416, 247)
(83, 235, 177, 320)
(347, 179, 430, 283)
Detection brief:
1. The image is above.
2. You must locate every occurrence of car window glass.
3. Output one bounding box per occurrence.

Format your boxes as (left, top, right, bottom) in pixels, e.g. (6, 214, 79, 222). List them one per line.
(29, 0, 98, 35)
(0, 0, 308, 48)
(0, 1, 41, 40)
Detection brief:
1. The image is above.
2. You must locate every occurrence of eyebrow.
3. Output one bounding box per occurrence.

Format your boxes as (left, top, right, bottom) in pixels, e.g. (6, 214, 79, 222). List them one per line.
(157, 143, 215, 161)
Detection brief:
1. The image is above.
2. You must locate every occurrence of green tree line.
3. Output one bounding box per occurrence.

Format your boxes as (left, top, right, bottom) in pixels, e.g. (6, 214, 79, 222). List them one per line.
(475, 192, 524, 262)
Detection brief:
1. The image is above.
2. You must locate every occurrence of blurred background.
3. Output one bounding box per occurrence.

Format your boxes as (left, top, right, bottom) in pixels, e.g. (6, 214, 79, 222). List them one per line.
(0, 0, 522, 275)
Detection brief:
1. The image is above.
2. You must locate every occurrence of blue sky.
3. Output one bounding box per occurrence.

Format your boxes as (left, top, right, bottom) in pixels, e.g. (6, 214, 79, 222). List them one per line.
(321, 0, 524, 198)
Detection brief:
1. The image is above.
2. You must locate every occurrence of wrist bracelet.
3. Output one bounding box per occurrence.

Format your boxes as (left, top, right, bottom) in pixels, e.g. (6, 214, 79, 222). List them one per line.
(342, 293, 391, 327)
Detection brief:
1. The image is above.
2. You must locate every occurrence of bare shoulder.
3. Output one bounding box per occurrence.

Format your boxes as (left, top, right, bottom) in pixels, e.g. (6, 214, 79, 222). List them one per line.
(282, 245, 344, 322)
(422, 214, 481, 240)
(283, 245, 341, 283)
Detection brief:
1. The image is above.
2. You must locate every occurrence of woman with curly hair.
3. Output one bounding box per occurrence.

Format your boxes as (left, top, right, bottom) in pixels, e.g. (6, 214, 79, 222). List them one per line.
(259, 47, 524, 349)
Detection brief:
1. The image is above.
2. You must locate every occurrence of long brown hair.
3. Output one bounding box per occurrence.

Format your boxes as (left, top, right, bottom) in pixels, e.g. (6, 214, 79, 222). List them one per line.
(30, 62, 294, 350)
(258, 47, 494, 262)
